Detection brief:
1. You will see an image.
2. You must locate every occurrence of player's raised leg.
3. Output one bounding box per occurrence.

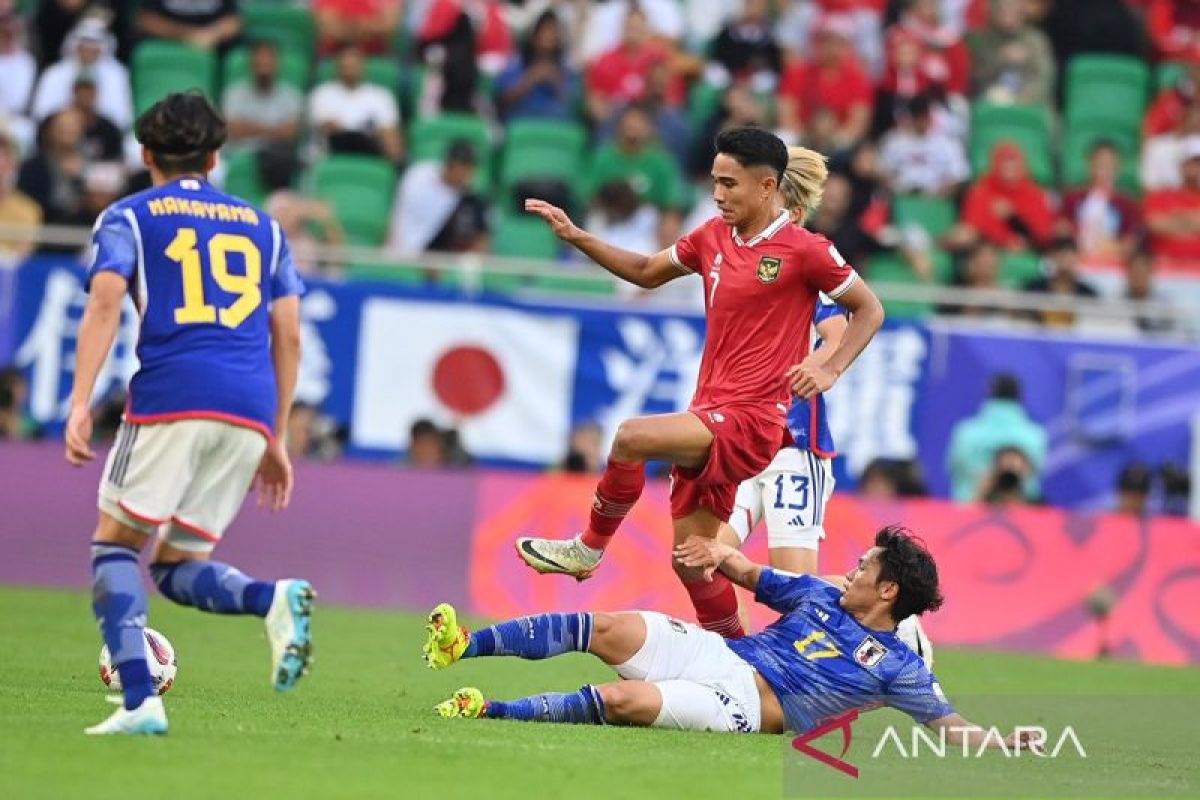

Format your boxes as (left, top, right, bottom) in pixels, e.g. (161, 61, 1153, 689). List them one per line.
(85, 513, 167, 735)
(515, 412, 713, 579)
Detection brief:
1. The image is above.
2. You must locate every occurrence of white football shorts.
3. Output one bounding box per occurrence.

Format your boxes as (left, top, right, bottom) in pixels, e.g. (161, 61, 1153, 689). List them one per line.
(729, 447, 835, 550)
(98, 418, 267, 552)
(614, 611, 761, 734)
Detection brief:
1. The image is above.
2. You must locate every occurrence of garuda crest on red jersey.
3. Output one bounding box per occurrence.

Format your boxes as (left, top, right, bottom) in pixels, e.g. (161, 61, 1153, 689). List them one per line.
(757, 255, 782, 283)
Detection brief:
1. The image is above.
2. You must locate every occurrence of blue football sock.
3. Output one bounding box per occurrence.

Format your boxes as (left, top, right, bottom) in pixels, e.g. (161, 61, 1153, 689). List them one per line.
(484, 685, 607, 725)
(149, 561, 275, 617)
(91, 542, 156, 711)
(464, 612, 593, 660)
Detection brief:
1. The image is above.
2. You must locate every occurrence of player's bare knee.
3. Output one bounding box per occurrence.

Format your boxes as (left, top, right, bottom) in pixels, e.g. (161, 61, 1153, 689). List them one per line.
(596, 682, 657, 725)
(610, 420, 651, 462)
(93, 514, 148, 551)
(589, 612, 619, 648)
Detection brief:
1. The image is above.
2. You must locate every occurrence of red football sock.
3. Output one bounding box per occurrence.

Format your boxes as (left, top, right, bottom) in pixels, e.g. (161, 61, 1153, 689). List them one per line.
(580, 459, 645, 551)
(683, 574, 746, 638)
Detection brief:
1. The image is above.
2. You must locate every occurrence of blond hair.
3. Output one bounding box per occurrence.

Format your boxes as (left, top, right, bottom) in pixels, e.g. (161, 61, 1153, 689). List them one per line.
(780, 146, 829, 223)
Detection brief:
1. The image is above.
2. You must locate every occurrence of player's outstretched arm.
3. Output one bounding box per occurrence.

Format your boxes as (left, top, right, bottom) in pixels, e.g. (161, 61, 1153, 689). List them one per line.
(65, 272, 128, 466)
(926, 713, 1044, 753)
(673, 536, 765, 592)
(525, 198, 683, 289)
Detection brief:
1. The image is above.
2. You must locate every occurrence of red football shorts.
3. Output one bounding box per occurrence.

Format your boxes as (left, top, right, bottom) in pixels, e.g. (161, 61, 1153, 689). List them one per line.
(669, 404, 790, 521)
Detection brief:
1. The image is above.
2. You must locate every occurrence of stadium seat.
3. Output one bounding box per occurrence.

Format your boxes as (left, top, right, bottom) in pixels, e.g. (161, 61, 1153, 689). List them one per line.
(311, 155, 396, 246)
(408, 113, 493, 191)
(891, 195, 957, 239)
(1157, 60, 1187, 93)
(687, 81, 723, 139)
(345, 262, 429, 286)
(866, 254, 936, 319)
(998, 252, 1044, 288)
(1064, 55, 1150, 131)
(499, 119, 587, 199)
(222, 45, 310, 93)
(132, 41, 219, 116)
(314, 57, 402, 94)
(241, 4, 316, 58)
(491, 213, 561, 260)
(530, 273, 616, 296)
(220, 149, 268, 207)
(969, 103, 1054, 185)
(1060, 124, 1141, 194)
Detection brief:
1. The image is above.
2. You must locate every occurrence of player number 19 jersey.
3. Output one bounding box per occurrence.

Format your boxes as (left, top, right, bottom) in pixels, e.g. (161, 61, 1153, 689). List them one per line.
(88, 177, 304, 438)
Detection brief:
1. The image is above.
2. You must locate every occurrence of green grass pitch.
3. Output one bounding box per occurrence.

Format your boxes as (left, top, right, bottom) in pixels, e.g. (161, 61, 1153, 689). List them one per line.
(1, 586, 1197, 800)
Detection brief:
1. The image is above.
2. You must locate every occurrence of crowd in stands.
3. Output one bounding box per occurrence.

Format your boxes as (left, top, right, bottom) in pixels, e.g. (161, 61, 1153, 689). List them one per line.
(0, 0, 1199, 329)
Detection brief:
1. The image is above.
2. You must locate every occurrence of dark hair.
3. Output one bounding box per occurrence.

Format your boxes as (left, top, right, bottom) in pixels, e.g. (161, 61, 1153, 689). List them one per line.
(715, 126, 788, 179)
(134, 92, 226, 176)
(989, 373, 1021, 401)
(410, 418, 440, 440)
(1117, 463, 1153, 494)
(873, 525, 944, 622)
(521, 9, 564, 65)
(1089, 138, 1119, 157)
(908, 92, 932, 119)
(249, 37, 279, 55)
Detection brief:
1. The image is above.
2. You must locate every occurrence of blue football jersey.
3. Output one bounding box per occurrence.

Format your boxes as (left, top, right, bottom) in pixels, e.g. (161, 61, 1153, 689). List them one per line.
(88, 177, 304, 437)
(726, 571, 953, 733)
(786, 294, 847, 456)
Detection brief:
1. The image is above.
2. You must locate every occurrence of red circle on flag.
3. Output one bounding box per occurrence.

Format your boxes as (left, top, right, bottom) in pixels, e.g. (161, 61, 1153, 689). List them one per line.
(432, 345, 505, 416)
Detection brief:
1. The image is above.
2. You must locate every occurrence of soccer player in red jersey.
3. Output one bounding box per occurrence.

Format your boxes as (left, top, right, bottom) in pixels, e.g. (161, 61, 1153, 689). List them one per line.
(520, 127, 885, 638)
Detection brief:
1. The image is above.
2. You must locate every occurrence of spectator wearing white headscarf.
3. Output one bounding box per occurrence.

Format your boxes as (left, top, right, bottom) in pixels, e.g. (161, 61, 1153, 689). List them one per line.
(31, 16, 132, 129)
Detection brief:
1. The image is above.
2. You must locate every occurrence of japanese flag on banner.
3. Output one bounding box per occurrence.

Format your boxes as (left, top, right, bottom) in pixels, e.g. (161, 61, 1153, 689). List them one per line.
(352, 299, 580, 463)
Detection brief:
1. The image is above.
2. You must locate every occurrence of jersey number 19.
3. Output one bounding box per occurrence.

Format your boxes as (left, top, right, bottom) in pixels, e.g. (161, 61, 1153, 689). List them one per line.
(167, 227, 262, 329)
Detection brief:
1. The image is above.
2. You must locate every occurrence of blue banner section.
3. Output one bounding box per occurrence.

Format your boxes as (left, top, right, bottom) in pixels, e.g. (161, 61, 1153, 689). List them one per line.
(1, 256, 1193, 511)
(920, 324, 1200, 510)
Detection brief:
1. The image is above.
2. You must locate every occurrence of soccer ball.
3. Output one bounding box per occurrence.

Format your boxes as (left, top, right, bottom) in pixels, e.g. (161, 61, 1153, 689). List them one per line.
(98, 628, 178, 695)
(896, 616, 935, 670)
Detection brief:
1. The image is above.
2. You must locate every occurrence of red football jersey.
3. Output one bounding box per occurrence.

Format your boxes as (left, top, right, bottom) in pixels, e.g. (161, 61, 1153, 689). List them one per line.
(669, 211, 858, 418)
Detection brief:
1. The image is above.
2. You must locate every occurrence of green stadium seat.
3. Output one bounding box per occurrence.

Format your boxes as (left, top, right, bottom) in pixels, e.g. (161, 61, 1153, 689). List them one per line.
(891, 195, 957, 239)
(1065, 55, 1150, 131)
(408, 113, 493, 191)
(969, 103, 1054, 185)
(687, 81, 723, 138)
(491, 213, 560, 260)
(866, 254, 934, 319)
(530, 274, 615, 296)
(998, 252, 1043, 288)
(1157, 60, 1187, 93)
(1060, 124, 1141, 195)
(222, 45, 310, 93)
(500, 119, 587, 198)
(220, 149, 268, 207)
(132, 41, 219, 116)
(314, 57, 402, 93)
(345, 262, 429, 286)
(241, 4, 316, 58)
(311, 155, 396, 246)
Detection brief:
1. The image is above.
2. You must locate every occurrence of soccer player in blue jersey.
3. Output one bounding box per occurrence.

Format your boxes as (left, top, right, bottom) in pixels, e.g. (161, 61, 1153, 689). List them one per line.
(64, 93, 314, 736)
(423, 526, 1036, 751)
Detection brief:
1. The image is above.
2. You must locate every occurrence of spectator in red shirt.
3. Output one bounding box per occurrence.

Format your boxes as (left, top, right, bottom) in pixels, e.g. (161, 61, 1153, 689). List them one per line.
(776, 17, 872, 150)
(1147, 0, 1200, 60)
(886, 0, 971, 96)
(314, 0, 401, 56)
(586, 7, 675, 125)
(950, 141, 1054, 252)
(1144, 56, 1200, 138)
(1146, 136, 1200, 273)
(1059, 140, 1142, 269)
